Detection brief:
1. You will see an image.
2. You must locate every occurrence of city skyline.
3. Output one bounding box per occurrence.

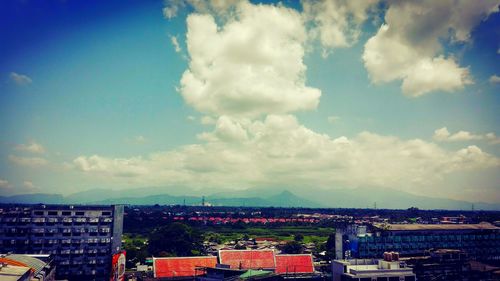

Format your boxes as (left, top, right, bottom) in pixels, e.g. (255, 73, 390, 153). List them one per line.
(0, 0, 499, 204)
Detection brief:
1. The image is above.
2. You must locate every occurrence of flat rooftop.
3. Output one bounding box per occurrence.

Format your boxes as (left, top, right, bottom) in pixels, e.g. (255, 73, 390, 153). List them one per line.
(373, 222, 500, 231)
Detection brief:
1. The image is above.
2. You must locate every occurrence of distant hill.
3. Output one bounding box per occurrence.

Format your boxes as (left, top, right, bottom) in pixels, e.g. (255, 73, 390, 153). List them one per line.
(0, 193, 65, 204)
(1, 186, 499, 210)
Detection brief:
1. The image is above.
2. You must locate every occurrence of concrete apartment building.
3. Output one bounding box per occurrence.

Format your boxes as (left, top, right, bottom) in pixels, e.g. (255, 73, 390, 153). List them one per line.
(0, 204, 124, 281)
(336, 223, 500, 260)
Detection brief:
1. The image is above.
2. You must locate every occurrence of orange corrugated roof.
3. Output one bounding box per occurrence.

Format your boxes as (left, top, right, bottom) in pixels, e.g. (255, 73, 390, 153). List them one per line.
(219, 250, 276, 270)
(153, 256, 217, 278)
(275, 254, 314, 274)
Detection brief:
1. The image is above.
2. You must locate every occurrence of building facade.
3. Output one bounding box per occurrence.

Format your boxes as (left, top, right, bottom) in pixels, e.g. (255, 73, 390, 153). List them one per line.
(0, 204, 124, 281)
(338, 223, 500, 261)
(332, 256, 416, 281)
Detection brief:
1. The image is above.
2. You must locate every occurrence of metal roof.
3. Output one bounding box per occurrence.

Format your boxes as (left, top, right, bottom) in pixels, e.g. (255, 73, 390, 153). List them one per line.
(275, 254, 314, 274)
(2, 254, 48, 275)
(153, 256, 217, 278)
(219, 250, 276, 270)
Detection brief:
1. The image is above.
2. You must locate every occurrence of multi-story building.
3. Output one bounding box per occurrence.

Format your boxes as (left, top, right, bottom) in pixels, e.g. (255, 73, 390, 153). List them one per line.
(337, 223, 500, 261)
(0, 204, 124, 281)
(332, 253, 416, 281)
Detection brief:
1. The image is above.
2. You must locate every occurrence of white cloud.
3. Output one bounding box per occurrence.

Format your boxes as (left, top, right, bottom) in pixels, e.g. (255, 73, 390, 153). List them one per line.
(23, 181, 35, 189)
(327, 116, 340, 123)
(187, 115, 196, 121)
(201, 116, 216, 125)
(302, 0, 378, 57)
(9, 155, 48, 167)
(14, 140, 46, 154)
(164, 0, 240, 19)
(170, 35, 182, 53)
(489, 74, 500, 84)
(135, 136, 147, 143)
(73, 115, 499, 193)
(0, 179, 12, 189)
(9, 72, 32, 86)
(363, 0, 498, 96)
(180, 2, 321, 118)
(433, 127, 500, 144)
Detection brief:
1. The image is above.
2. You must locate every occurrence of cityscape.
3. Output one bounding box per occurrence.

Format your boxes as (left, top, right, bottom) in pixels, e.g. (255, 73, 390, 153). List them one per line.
(1, 0, 500, 281)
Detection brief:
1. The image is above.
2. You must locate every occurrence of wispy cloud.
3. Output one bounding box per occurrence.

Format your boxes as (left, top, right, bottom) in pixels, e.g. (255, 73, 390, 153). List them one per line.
(489, 74, 500, 84)
(15, 140, 46, 154)
(9, 72, 32, 86)
(327, 116, 340, 123)
(9, 155, 49, 167)
(0, 179, 12, 190)
(434, 127, 499, 144)
(170, 35, 182, 53)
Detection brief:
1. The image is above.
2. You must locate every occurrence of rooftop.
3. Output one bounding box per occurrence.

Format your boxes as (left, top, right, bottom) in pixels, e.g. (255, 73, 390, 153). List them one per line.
(373, 222, 500, 231)
(275, 254, 314, 274)
(219, 250, 276, 270)
(153, 256, 217, 278)
(0, 265, 31, 281)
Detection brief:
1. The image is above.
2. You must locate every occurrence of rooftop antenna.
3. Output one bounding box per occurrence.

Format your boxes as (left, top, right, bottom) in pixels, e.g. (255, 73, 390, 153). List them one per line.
(471, 203, 474, 212)
(202, 196, 205, 207)
(374, 202, 377, 210)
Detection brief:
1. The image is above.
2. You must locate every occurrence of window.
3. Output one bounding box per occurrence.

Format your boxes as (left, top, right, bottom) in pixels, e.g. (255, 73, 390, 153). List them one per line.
(404, 277, 416, 281)
(34, 211, 44, 215)
(48, 211, 58, 215)
(376, 278, 387, 281)
(389, 277, 400, 281)
(75, 211, 85, 216)
(62, 211, 71, 216)
(102, 211, 111, 216)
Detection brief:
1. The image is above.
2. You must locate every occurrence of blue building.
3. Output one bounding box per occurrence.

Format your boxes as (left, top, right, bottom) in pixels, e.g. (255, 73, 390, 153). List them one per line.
(338, 223, 500, 261)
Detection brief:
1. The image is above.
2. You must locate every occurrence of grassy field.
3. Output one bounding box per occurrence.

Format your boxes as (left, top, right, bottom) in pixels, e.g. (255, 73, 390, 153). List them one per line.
(200, 225, 334, 243)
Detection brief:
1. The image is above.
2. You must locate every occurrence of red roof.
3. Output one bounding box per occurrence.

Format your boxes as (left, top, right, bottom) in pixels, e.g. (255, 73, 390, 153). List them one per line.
(275, 254, 314, 274)
(219, 250, 276, 270)
(154, 256, 217, 278)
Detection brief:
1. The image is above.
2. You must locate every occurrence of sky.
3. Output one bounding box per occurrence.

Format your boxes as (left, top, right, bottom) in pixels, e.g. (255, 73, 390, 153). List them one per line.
(0, 0, 499, 203)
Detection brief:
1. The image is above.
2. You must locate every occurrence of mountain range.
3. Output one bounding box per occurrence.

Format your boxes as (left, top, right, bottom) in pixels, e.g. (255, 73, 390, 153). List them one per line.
(0, 186, 499, 210)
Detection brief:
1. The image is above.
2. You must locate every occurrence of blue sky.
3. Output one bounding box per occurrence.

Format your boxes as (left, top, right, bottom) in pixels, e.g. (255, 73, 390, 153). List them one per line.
(0, 0, 499, 203)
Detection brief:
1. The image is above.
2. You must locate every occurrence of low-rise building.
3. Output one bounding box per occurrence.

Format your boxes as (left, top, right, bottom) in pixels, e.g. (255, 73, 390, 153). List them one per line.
(332, 252, 415, 281)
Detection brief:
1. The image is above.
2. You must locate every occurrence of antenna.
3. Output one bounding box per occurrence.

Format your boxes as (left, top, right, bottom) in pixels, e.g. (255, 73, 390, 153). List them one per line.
(374, 202, 377, 210)
(471, 203, 474, 212)
(202, 196, 205, 207)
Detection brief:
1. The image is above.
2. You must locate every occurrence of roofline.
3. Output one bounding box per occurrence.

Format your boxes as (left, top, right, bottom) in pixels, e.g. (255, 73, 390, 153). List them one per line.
(152, 256, 217, 260)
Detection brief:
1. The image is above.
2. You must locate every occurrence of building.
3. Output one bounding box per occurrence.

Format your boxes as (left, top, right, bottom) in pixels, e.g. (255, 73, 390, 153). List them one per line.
(405, 249, 500, 281)
(219, 250, 276, 270)
(0, 264, 32, 281)
(337, 223, 500, 260)
(152, 251, 317, 280)
(332, 253, 416, 281)
(153, 256, 218, 279)
(274, 254, 314, 275)
(0, 254, 56, 281)
(0, 204, 124, 281)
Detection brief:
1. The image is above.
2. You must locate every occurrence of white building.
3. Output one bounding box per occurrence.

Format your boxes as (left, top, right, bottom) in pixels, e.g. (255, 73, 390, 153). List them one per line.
(332, 253, 415, 281)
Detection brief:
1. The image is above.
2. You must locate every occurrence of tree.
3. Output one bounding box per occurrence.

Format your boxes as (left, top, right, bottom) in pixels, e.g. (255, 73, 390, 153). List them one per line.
(294, 234, 304, 242)
(325, 233, 336, 259)
(148, 222, 202, 257)
(282, 240, 302, 254)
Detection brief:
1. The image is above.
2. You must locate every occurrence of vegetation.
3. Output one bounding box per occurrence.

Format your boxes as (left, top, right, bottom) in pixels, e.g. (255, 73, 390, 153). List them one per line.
(281, 240, 303, 254)
(148, 222, 203, 257)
